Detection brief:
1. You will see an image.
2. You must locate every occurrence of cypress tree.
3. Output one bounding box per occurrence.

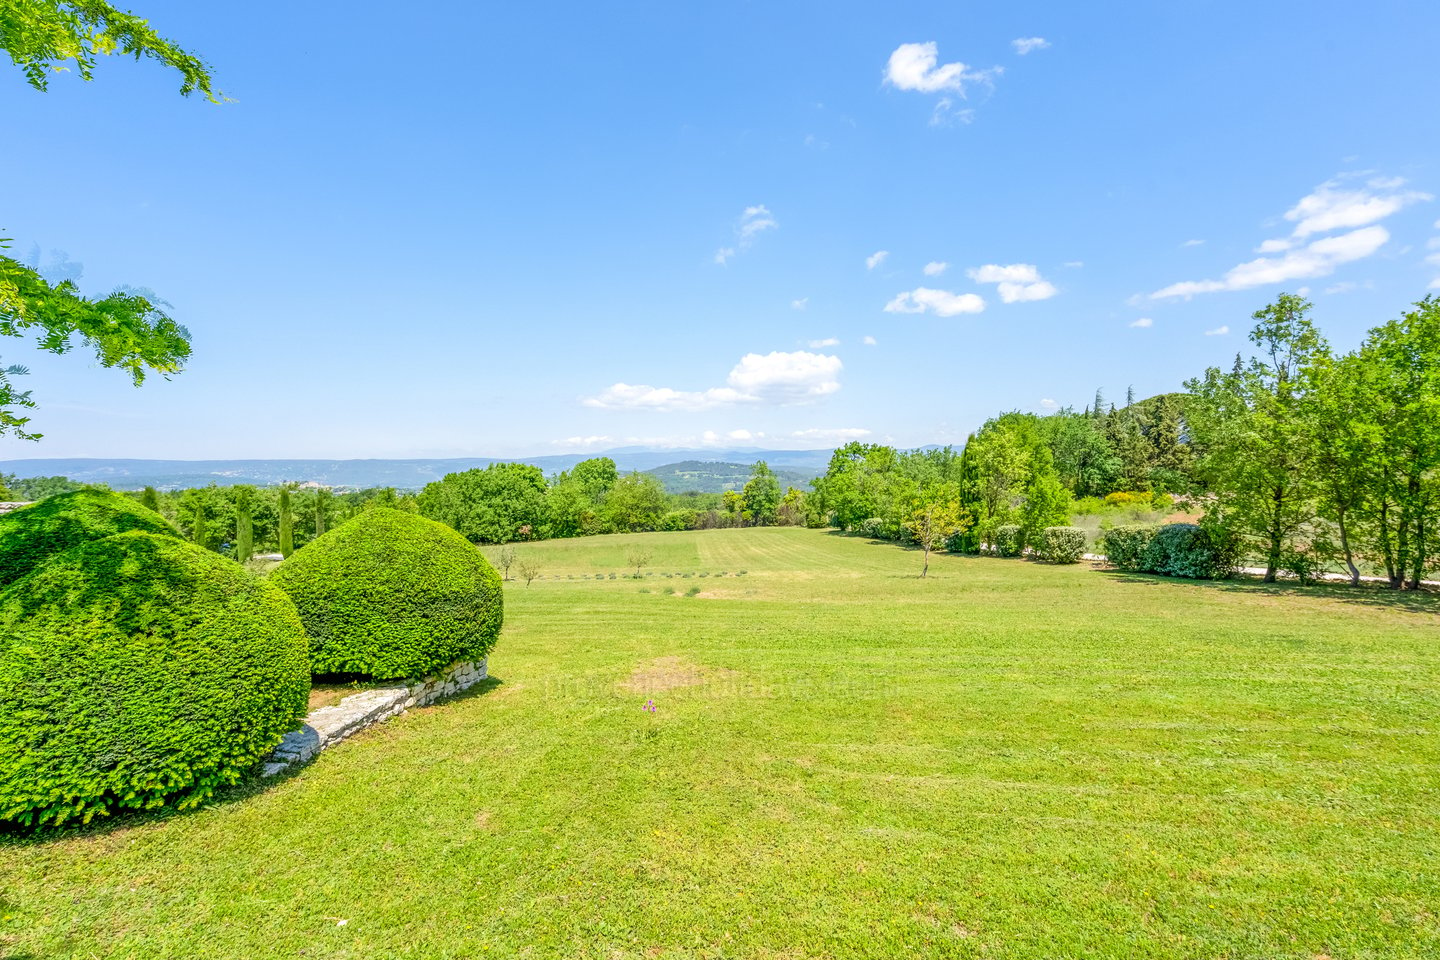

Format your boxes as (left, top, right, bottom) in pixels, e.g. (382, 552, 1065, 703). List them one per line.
(279, 486, 294, 558)
(189, 494, 209, 550)
(140, 486, 161, 513)
(235, 486, 254, 564)
(315, 488, 330, 537)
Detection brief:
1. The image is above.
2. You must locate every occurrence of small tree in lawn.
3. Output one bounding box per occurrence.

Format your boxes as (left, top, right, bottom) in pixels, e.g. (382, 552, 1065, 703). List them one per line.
(903, 492, 972, 578)
(497, 545, 517, 581)
(516, 556, 540, 586)
(626, 546, 652, 578)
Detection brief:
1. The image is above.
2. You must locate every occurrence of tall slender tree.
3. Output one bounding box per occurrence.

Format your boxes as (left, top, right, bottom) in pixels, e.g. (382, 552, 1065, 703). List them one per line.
(234, 485, 254, 564)
(278, 486, 294, 558)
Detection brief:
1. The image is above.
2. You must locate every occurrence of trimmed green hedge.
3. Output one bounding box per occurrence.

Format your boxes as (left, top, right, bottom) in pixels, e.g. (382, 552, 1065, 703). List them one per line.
(270, 508, 503, 679)
(1040, 526, 1087, 564)
(0, 489, 178, 587)
(1100, 524, 1158, 571)
(0, 532, 309, 829)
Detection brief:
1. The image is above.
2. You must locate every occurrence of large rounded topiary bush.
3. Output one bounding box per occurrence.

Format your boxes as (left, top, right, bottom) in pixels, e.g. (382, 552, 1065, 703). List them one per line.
(0, 532, 309, 828)
(0, 488, 178, 587)
(270, 508, 503, 679)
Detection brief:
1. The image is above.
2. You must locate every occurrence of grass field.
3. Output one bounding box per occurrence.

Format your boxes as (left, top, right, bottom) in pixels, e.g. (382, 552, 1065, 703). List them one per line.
(3, 528, 1438, 959)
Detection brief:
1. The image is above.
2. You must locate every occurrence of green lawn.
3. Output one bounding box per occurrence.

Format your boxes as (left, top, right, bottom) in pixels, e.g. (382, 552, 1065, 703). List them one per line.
(4, 528, 1438, 959)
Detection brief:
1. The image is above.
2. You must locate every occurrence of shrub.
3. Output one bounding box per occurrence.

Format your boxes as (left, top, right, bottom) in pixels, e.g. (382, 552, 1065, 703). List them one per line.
(1040, 526, 1087, 564)
(1141, 523, 1236, 580)
(1100, 524, 1158, 571)
(858, 517, 888, 540)
(993, 525, 1023, 558)
(0, 532, 309, 828)
(1281, 548, 1321, 586)
(270, 508, 502, 679)
(0, 489, 178, 587)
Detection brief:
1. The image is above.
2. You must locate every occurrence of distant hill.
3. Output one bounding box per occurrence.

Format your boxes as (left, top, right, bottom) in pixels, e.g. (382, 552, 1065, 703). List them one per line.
(0, 448, 836, 491)
(644, 460, 817, 494)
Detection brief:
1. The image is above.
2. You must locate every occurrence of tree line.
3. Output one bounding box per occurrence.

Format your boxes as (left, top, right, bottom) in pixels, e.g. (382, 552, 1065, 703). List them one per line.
(807, 293, 1439, 590)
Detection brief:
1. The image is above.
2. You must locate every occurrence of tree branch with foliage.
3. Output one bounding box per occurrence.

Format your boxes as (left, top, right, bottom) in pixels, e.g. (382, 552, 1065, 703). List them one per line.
(0, 0, 216, 97)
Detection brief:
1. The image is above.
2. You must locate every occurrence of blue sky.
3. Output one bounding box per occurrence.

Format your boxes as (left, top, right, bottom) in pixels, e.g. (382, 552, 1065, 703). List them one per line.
(3, 0, 1438, 460)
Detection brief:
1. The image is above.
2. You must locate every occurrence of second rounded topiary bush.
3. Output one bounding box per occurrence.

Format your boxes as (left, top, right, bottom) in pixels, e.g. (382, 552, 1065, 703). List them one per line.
(0, 488, 178, 587)
(270, 508, 503, 679)
(0, 532, 310, 828)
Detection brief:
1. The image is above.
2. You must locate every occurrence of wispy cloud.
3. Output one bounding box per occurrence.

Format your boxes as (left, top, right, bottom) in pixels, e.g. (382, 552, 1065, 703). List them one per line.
(1130, 317, 1153, 328)
(1182, 239, 1205, 247)
(862, 335, 877, 346)
(1012, 37, 1050, 55)
(884, 287, 986, 317)
(714, 204, 778, 265)
(584, 351, 842, 411)
(1153, 175, 1430, 299)
(1039, 398, 1059, 411)
(1284, 177, 1430, 239)
(866, 250, 889, 270)
(1153, 225, 1390, 299)
(923, 260, 949, 276)
(1205, 326, 1230, 336)
(806, 337, 840, 348)
(791, 297, 809, 311)
(967, 263, 1058, 303)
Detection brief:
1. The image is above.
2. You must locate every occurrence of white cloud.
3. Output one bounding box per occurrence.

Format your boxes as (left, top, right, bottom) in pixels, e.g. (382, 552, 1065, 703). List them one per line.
(1152, 225, 1391, 299)
(884, 287, 986, 317)
(1285, 178, 1431, 239)
(714, 205, 777, 265)
(1012, 37, 1050, 55)
(866, 250, 889, 270)
(806, 337, 840, 348)
(584, 350, 842, 412)
(885, 42, 989, 94)
(968, 263, 1058, 303)
(791, 297, 809, 311)
(969, 263, 1038, 283)
(790, 427, 872, 443)
(1063, 260, 1084, 268)
(727, 429, 754, 441)
(997, 280, 1057, 303)
(923, 260, 949, 276)
(1039, 398, 1059, 411)
(1324, 281, 1358, 295)
(1256, 238, 1293, 253)
(862, 335, 877, 346)
(1205, 326, 1230, 336)
(1130, 317, 1153, 328)
(1182, 239, 1206, 247)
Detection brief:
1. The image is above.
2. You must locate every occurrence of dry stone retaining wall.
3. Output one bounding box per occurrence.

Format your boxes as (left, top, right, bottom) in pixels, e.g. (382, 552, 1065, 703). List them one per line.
(262, 658, 487, 777)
